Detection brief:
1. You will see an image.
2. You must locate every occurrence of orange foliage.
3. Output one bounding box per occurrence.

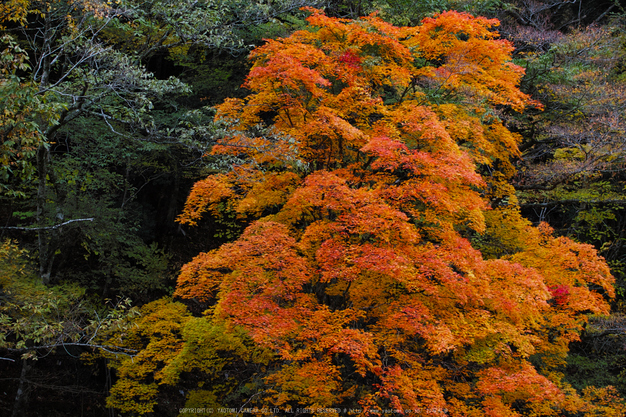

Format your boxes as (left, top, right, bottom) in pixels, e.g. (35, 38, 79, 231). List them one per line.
(168, 9, 622, 415)
(411, 11, 538, 112)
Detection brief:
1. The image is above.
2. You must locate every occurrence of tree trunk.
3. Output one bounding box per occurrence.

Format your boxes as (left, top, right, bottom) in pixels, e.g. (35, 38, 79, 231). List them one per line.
(36, 145, 53, 285)
(165, 166, 181, 233)
(11, 359, 31, 417)
(36, 8, 54, 285)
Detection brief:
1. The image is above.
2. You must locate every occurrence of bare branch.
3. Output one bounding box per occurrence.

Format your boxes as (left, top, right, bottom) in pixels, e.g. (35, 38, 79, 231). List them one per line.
(520, 199, 626, 208)
(1, 218, 95, 231)
(5, 342, 138, 357)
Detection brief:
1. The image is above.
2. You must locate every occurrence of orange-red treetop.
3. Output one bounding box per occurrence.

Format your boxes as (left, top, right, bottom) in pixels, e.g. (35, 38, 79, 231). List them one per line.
(173, 9, 617, 416)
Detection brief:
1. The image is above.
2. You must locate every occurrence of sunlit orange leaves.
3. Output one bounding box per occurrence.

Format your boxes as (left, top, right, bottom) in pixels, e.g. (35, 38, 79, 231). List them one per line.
(477, 363, 565, 416)
(413, 11, 538, 112)
(177, 174, 234, 226)
(169, 8, 620, 416)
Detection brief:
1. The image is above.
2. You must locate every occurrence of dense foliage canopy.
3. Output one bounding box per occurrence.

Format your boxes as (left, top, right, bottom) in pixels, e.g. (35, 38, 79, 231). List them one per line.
(101, 8, 621, 416)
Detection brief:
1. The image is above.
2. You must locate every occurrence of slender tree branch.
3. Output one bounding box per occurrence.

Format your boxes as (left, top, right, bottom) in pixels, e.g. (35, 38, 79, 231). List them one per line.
(586, 329, 626, 337)
(5, 343, 137, 356)
(594, 4, 616, 24)
(1, 218, 95, 231)
(520, 199, 626, 208)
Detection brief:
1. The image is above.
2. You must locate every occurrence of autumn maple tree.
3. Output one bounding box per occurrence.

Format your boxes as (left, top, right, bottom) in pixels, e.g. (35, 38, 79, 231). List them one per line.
(105, 9, 622, 415)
